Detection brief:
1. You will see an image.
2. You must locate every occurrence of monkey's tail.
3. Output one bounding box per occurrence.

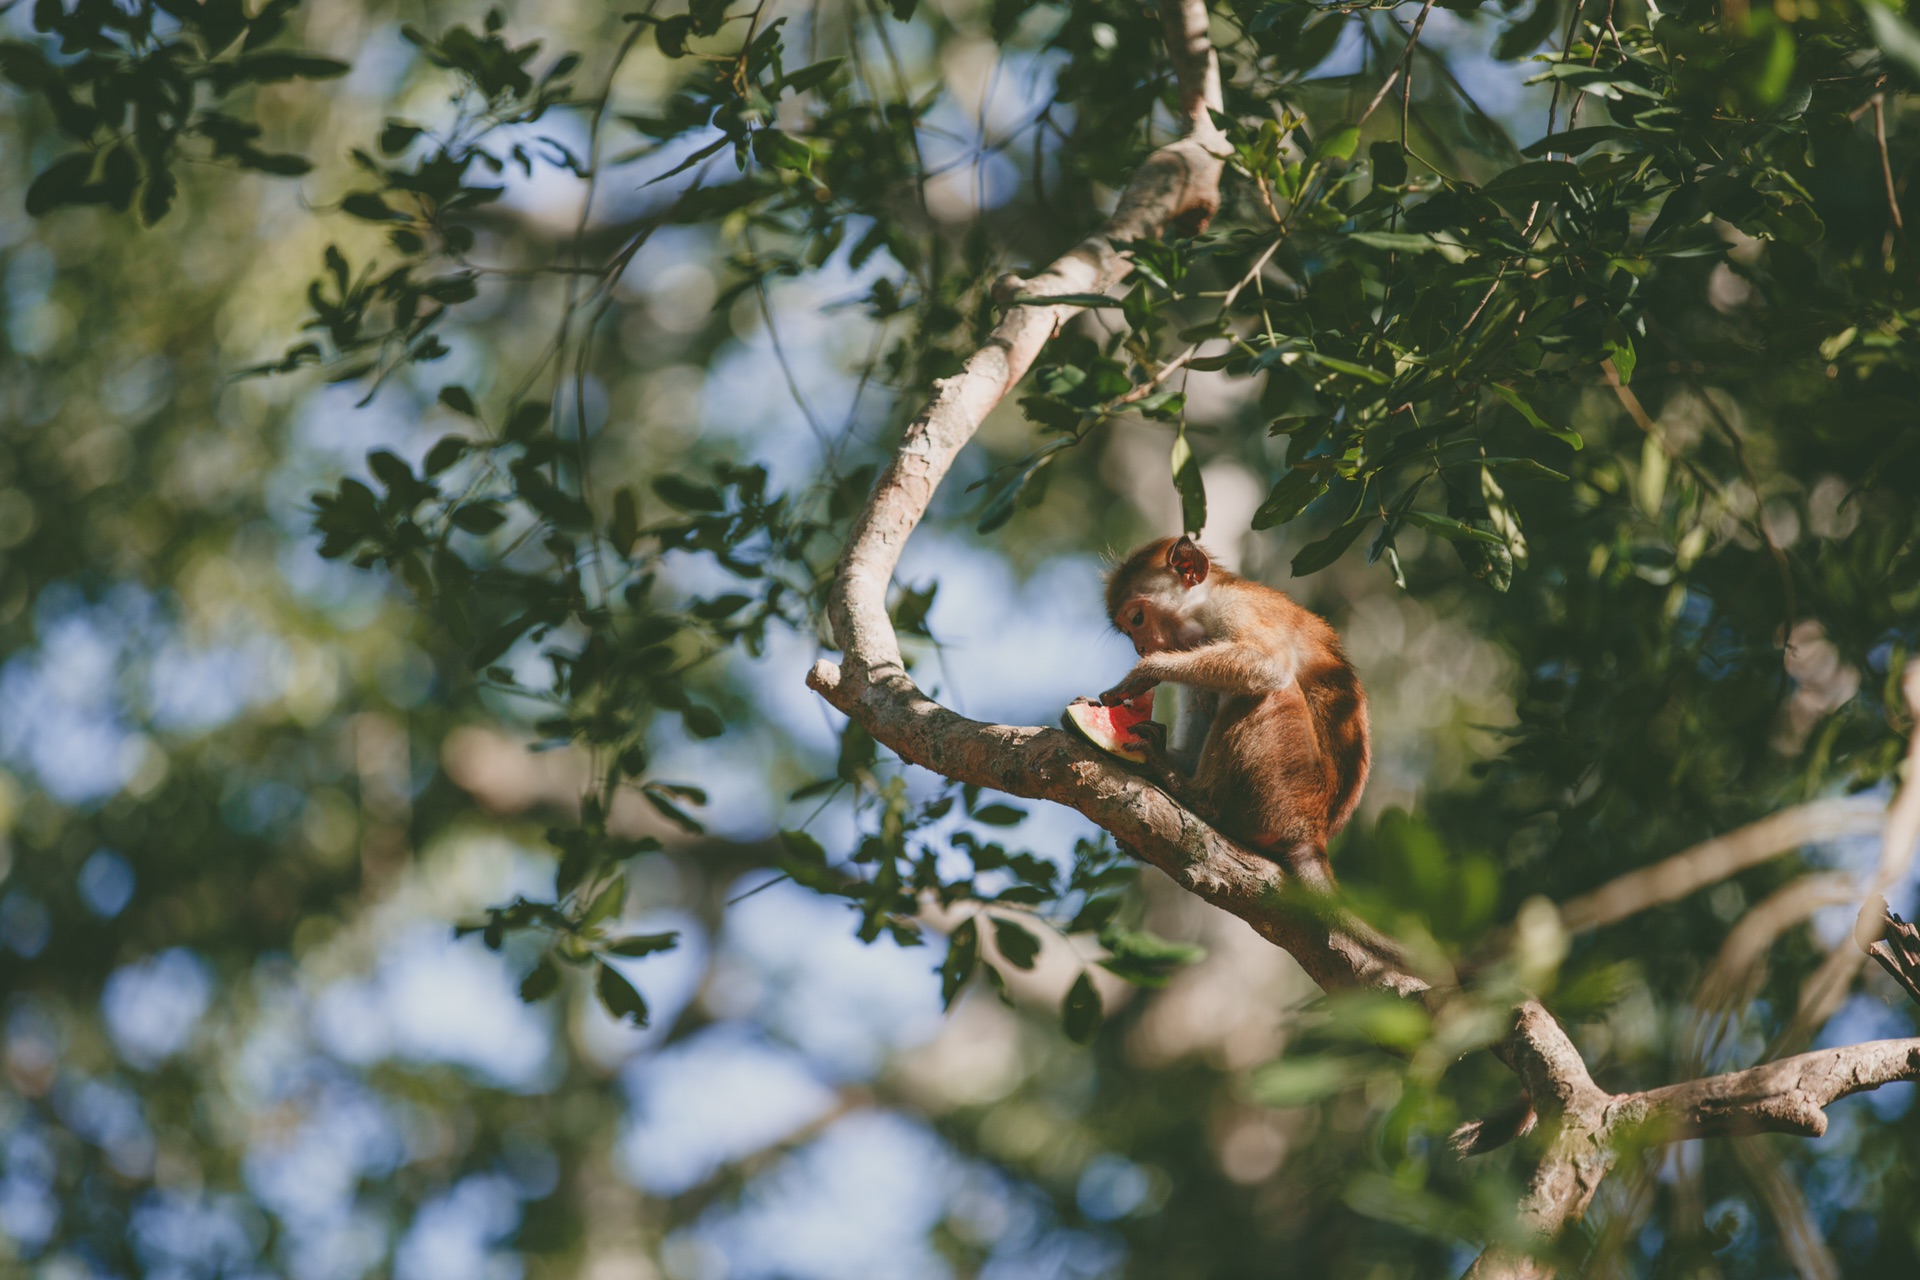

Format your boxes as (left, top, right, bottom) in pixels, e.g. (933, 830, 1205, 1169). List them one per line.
(1320, 671, 1371, 837)
(1275, 841, 1338, 893)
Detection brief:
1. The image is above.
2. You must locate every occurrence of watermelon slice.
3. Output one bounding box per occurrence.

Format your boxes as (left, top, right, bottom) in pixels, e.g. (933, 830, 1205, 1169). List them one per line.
(1063, 691, 1155, 763)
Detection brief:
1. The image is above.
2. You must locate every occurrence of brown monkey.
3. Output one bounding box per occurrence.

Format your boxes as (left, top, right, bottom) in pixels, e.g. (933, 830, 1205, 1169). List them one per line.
(1100, 535, 1369, 885)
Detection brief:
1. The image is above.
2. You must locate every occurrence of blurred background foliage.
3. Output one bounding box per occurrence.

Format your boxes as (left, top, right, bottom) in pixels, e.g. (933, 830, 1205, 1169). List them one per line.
(1, 0, 1918, 1276)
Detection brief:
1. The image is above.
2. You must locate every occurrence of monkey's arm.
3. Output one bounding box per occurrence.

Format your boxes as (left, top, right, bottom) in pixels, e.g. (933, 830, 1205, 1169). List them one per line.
(1099, 641, 1293, 704)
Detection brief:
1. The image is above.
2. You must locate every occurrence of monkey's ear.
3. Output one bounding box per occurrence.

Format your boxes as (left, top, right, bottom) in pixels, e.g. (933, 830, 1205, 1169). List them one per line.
(1167, 535, 1209, 587)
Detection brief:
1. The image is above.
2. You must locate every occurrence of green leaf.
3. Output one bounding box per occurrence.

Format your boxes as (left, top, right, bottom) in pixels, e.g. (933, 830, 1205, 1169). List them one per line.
(425, 435, 470, 475)
(1249, 1054, 1359, 1107)
(940, 917, 979, 1008)
(1867, 0, 1920, 82)
(380, 120, 425, 154)
(606, 931, 681, 957)
(450, 503, 508, 534)
(1520, 125, 1638, 158)
(1479, 160, 1582, 211)
(1312, 125, 1360, 163)
(1480, 457, 1569, 482)
(610, 487, 639, 556)
(25, 153, 94, 217)
(1097, 926, 1205, 988)
(1290, 518, 1372, 576)
(972, 803, 1026, 826)
(1013, 292, 1121, 309)
(438, 385, 477, 416)
(583, 874, 627, 927)
(225, 51, 351, 82)
(1069, 894, 1123, 935)
(341, 192, 403, 221)
(236, 149, 313, 176)
(367, 449, 415, 493)
(1403, 510, 1506, 545)
(653, 474, 725, 512)
(518, 958, 560, 1003)
(1252, 468, 1328, 530)
(1062, 971, 1103, 1043)
(682, 704, 725, 739)
(750, 127, 814, 175)
(1606, 334, 1637, 384)
(780, 58, 844, 95)
(1368, 140, 1407, 187)
(1346, 231, 1443, 253)
(1171, 427, 1206, 536)
(976, 441, 1070, 534)
(1302, 351, 1389, 383)
(595, 961, 650, 1026)
(991, 917, 1041, 970)
(505, 400, 549, 442)
(1487, 383, 1581, 448)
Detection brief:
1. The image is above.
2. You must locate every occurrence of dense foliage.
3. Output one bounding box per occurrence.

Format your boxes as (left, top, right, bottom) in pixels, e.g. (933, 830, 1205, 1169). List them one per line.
(2, 0, 1918, 1275)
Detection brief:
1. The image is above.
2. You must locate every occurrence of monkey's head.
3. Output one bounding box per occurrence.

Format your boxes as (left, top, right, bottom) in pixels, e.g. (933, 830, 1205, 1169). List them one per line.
(1106, 535, 1212, 655)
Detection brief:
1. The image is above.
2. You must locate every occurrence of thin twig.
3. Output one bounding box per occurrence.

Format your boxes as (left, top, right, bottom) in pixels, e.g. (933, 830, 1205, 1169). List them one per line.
(1357, 0, 1436, 128)
(1875, 94, 1906, 236)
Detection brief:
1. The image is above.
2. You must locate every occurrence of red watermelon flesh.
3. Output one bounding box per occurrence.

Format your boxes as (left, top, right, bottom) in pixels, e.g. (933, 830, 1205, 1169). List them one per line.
(1064, 691, 1155, 763)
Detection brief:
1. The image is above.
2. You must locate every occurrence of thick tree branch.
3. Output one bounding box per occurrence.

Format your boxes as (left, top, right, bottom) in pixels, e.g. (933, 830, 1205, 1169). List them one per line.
(1554, 797, 1885, 936)
(1607, 1038, 1920, 1141)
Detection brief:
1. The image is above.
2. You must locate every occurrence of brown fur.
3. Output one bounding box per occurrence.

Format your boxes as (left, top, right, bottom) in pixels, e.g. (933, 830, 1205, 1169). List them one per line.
(1101, 537, 1371, 877)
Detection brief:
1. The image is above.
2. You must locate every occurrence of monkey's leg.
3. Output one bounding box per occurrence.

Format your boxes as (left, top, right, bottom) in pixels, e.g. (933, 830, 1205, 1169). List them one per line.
(1129, 723, 1225, 827)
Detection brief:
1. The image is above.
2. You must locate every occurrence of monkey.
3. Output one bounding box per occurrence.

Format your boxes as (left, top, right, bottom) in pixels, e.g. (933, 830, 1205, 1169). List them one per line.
(1099, 535, 1370, 887)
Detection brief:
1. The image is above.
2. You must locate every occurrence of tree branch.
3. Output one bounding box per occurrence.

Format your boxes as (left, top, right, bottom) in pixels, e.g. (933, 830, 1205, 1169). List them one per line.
(1554, 797, 1885, 936)
(1608, 1037, 1920, 1141)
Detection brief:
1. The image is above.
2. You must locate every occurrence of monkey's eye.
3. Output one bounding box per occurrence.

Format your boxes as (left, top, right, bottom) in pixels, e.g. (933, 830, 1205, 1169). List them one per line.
(1126, 608, 1146, 628)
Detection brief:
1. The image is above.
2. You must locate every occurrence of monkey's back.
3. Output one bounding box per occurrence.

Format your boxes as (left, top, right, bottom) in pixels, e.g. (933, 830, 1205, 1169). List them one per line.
(1201, 602, 1370, 852)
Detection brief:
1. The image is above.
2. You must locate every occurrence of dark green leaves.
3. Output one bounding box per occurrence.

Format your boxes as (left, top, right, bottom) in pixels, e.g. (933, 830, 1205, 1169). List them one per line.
(1171, 427, 1206, 536)
(1253, 469, 1328, 531)
(751, 128, 814, 176)
(940, 917, 979, 1008)
(519, 958, 560, 1003)
(24, 153, 95, 216)
(596, 961, 650, 1026)
(1291, 518, 1372, 578)
(450, 503, 507, 534)
(606, 931, 680, 957)
(3, 10, 344, 222)
(1061, 972, 1102, 1043)
(653, 474, 724, 512)
(1478, 160, 1583, 213)
(1096, 927, 1203, 988)
(991, 917, 1041, 970)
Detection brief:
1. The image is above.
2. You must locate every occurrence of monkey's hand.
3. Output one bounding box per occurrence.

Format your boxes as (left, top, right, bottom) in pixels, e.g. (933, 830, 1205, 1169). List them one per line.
(1099, 670, 1159, 706)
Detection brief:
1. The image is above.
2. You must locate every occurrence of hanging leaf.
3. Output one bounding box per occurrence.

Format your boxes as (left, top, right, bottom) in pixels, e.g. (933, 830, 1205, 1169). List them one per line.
(991, 917, 1041, 970)
(596, 961, 651, 1026)
(940, 917, 979, 1008)
(1062, 971, 1103, 1043)
(1171, 426, 1207, 536)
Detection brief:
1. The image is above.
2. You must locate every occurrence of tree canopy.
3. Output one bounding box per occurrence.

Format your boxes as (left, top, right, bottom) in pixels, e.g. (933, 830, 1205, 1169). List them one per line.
(2, 0, 1919, 1275)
